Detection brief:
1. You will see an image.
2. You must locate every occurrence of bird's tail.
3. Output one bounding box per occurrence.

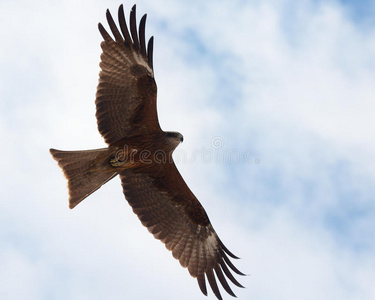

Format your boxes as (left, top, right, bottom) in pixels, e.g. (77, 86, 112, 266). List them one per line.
(49, 148, 118, 209)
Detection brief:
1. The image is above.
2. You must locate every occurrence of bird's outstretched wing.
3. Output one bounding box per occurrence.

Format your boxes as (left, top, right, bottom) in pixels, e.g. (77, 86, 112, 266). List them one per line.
(120, 162, 245, 300)
(96, 4, 161, 145)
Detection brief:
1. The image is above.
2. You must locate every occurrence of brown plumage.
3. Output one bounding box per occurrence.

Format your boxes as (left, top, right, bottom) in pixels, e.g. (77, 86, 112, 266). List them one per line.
(50, 4, 245, 299)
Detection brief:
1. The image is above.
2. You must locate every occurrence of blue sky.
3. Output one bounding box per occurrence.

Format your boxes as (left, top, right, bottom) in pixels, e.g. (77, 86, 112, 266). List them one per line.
(1, 0, 375, 299)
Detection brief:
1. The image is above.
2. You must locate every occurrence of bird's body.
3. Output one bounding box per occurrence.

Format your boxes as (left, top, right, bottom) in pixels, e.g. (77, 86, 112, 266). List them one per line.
(50, 4, 244, 299)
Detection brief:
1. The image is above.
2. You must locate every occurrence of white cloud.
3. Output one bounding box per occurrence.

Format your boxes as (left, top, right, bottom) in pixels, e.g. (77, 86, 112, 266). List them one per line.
(1, 0, 375, 299)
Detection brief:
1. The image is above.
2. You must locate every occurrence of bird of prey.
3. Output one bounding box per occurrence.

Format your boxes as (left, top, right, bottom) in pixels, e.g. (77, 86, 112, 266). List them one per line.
(50, 4, 245, 299)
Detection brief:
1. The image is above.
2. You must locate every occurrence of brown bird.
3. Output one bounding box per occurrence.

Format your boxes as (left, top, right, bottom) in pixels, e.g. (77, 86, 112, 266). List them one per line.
(50, 4, 245, 299)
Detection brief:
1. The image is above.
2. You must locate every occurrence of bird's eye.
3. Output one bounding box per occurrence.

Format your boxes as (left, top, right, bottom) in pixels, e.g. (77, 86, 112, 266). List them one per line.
(180, 136, 184, 142)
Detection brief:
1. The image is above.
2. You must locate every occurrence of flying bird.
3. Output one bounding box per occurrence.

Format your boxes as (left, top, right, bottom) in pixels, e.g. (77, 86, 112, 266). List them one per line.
(50, 4, 245, 299)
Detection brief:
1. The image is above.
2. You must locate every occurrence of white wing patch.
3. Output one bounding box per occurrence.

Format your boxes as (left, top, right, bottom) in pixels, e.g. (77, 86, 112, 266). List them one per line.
(133, 51, 153, 76)
(205, 227, 219, 258)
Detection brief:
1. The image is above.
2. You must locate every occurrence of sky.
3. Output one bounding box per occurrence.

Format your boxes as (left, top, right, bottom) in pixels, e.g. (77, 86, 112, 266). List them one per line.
(1, 0, 375, 299)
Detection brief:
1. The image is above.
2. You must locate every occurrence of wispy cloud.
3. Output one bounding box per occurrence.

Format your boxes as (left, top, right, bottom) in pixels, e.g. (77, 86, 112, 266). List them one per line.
(1, 0, 374, 299)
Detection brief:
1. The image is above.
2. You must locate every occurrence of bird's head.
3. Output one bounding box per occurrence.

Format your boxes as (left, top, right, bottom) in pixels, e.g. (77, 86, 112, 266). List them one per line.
(164, 131, 184, 150)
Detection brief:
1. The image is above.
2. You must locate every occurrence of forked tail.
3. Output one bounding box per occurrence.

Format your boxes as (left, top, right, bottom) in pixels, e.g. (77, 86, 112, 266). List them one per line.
(50, 148, 117, 208)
